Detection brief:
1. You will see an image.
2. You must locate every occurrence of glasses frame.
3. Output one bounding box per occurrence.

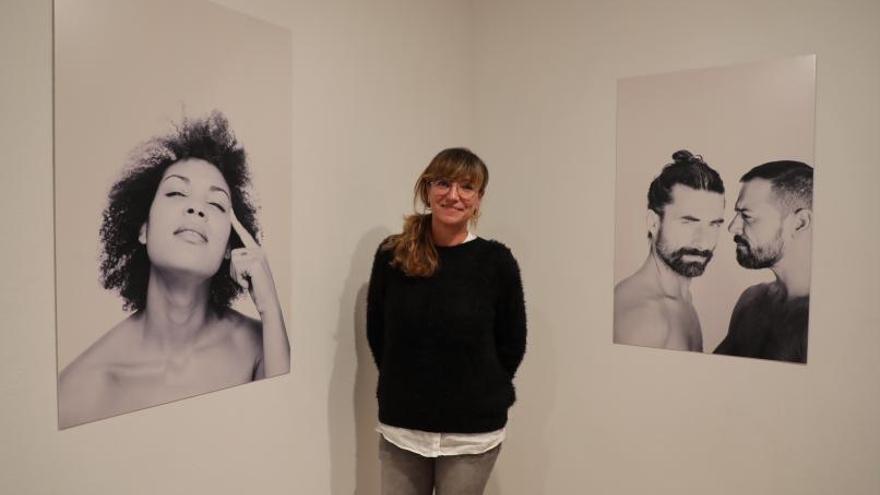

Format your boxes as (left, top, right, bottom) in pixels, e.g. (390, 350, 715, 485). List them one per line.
(429, 178, 479, 201)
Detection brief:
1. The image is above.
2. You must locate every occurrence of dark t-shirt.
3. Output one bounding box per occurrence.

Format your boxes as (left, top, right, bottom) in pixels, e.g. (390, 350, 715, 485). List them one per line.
(714, 282, 809, 364)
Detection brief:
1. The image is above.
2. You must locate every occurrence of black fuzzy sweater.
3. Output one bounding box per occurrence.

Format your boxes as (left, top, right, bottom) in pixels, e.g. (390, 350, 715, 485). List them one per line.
(366, 237, 527, 433)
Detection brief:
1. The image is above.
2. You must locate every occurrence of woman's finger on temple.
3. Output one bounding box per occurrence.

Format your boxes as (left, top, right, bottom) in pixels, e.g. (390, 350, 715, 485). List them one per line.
(230, 210, 259, 249)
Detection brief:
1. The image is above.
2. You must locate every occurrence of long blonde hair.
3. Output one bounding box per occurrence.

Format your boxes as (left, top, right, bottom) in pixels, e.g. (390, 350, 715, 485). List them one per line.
(383, 148, 488, 277)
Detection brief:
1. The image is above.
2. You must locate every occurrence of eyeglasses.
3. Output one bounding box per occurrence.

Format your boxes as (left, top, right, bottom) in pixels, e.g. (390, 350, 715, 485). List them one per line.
(430, 178, 479, 200)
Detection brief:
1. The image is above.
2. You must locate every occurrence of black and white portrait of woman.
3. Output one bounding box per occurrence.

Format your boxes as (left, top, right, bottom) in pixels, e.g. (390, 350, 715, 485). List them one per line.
(54, 0, 293, 428)
(58, 113, 290, 428)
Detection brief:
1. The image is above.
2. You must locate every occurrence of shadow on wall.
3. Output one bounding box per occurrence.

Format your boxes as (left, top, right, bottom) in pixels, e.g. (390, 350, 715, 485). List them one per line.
(328, 227, 389, 495)
(485, 471, 502, 495)
(486, 270, 556, 493)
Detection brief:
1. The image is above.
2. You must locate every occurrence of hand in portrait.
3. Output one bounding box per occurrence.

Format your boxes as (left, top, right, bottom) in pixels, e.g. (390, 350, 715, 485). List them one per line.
(229, 210, 281, 316)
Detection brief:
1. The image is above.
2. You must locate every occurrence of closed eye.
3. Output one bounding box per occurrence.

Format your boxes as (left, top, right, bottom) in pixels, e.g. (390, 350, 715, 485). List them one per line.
(165, 191, 186, 197)
(210, 202, 227, 212)
(734, 208, 751, 221)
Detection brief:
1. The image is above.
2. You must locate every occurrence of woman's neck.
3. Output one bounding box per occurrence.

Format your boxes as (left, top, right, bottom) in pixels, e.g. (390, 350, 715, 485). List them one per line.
(142, 268, 213, 349)
(431, 218, 470, 247)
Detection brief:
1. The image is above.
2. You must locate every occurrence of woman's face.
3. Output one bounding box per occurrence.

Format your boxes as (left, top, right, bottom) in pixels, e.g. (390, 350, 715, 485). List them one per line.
(427, 177, 482, 229)
(140, 159, 233, 279)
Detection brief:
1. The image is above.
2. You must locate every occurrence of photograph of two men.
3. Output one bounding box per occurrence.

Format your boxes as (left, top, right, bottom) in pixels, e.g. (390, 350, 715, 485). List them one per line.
(613, 55, 815, 364)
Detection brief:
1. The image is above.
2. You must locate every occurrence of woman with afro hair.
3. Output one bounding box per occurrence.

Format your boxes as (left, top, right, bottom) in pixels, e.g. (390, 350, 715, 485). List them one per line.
(59, 112, 290, 428)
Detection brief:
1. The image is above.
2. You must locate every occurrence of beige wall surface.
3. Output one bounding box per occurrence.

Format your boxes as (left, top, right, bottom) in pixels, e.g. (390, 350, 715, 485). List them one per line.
(1, 0, 472, 493)
(1, 0, 879, 494)
(473, 0, 879, 494)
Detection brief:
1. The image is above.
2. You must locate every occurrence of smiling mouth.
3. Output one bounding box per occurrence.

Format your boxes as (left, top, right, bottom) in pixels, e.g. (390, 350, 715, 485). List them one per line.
(438, 204, 464, 211)
(174, 228, 207, 243)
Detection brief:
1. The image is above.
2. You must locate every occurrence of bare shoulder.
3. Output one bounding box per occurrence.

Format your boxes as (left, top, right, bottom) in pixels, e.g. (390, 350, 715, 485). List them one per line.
(60, 316, 139, 382)
(613, 295, 671, 348)
(58, 317, 139, 428)
(613, 275, 642, 312)
(213, 308, 263, 353)
(614, 274, 676, 318)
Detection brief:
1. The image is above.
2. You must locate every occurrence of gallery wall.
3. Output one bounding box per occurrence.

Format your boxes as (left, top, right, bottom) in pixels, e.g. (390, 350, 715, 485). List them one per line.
(1, 0, 473, 493)
(1, 0, 878, 494)
(471, 0, 879, 494)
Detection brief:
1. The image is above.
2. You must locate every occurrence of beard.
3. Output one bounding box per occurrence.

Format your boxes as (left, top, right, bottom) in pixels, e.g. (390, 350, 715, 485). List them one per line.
(734, 232, 783, 269)
(655, 231, 714, 278)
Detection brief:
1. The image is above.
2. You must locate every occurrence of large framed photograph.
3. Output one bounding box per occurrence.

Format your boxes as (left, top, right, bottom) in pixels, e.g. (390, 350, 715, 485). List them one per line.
(613, 55, 816, 364)
(54, 0, 293, 428)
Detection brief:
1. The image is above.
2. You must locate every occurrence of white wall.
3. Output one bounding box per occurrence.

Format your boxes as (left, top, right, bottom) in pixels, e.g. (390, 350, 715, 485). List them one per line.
(472, 0, 880, 494)
(0, 0, 472, 493)
(1, 0, 878, 494)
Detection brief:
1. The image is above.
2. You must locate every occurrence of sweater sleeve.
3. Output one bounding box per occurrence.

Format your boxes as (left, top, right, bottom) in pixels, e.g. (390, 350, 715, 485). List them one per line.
(494, 246, 527, 378)
(366, 243, 389, 368)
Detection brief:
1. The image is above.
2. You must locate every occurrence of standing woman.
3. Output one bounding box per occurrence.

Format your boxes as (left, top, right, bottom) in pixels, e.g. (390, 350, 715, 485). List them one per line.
(367, 148, 527, 495)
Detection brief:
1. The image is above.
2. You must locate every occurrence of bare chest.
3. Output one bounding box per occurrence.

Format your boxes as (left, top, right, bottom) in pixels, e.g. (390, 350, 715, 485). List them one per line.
(664, 302, 704, 351)
(98, 343, 257, 414)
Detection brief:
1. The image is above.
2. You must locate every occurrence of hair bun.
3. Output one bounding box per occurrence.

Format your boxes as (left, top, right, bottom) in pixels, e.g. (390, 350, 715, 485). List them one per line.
(672, 150, 694, 163)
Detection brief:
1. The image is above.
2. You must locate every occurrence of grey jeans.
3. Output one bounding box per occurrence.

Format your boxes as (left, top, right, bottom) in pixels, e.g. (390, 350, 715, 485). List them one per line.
(379, 436, 501, 495)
